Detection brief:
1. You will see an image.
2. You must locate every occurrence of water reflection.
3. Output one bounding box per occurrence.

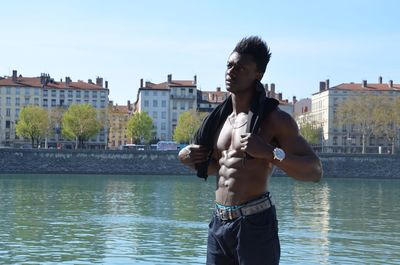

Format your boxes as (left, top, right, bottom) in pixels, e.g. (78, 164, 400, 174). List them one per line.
(0, 175, 399, 264)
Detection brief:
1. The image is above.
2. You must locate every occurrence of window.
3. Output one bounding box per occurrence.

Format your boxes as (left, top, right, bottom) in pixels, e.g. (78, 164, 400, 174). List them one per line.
(76, 91, 81, 98)
(144, 100, 149, 107)
(100, 100, 106, 108)
(68, 90, 73, 97)
(16, 87, 20, 95)
(189, 88, 193, 94)
(60, 90, 65, 98)
(92, 91, 97, 98)
(25, 88, 30, 95)
(25, 97, 30, 105)
(144, 91, 149, 96)
(172, 112, 177, 122)
(15, 108, 20, 118)
(34, 98, 39, 105)
(162, 111, 166, 119)
(84, 91, 89, 98)
(153, 100, 158, 107)
(333, 136, 338, 146)
(6, 97, 11, 106)
(180, 102, 185, 110)
(173, 101, 177, 110)
(51, 90, 57, 97)
(92, 100, 97, 107)
(6, 87, 11, 94)
(153, 111, 158, 119)
(34, 88, 40, 96)
(43, 99, 48, 107)
(15, 97, 20, 106)
(100, 91, 106, 98)
(68, 99, 73, 106)
(161, 123, 166, 130)
(6, 108, 11, 117)
(162, 100, 166, 107)
(51, 99, 56, 106)
(43, 89, 48, 97)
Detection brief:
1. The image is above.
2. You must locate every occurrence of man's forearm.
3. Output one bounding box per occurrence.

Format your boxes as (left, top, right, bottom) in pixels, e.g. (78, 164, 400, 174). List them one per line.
(274, 154, 323, 182)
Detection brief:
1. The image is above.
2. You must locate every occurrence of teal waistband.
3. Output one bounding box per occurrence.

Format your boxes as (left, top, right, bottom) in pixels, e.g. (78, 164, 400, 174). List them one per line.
(215, 203, 243, 210)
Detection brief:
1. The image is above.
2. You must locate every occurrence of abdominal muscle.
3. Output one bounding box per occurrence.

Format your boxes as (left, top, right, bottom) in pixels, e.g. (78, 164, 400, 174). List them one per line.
(215, 148, 274, 206)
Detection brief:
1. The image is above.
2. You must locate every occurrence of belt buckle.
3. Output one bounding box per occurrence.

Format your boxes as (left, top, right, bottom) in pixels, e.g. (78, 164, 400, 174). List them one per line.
(228, 210, 233, 220)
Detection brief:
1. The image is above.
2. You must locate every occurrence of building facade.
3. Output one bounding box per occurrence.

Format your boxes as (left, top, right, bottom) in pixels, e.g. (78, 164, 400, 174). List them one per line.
(0, 70, 109, 149)
(107, 101, 132, 149)
(134, 74, 197, 141)
(304, 77, 400, 153)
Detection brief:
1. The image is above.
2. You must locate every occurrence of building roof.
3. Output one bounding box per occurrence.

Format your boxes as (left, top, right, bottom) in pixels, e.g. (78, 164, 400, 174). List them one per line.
(0, 76, 107, 90)
(142, 80, 196, 90)
(333, 82, 400, 91)
(200, 90, 229, 103)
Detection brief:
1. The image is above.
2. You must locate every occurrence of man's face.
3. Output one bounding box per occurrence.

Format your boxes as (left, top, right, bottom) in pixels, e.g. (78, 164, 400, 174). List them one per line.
(225, 52, 263, 94)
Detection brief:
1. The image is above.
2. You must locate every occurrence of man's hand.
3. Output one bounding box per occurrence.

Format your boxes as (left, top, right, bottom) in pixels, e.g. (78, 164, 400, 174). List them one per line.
(240, 133, 273, 160)
(178, 144, 210, 167)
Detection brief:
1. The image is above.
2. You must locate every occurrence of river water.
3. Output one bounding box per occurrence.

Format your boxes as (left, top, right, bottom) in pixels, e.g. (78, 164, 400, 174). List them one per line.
(0, 174, 399, 264)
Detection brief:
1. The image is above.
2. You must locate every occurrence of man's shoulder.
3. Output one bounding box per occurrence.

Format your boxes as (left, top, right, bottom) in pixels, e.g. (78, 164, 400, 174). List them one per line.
(264, 107, 298, 134)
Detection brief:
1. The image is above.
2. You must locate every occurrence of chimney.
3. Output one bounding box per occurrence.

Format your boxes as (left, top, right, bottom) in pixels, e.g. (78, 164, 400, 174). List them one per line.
(105, 81, 108, 89)
(65, 77, 71, 86)
(88, 79, 92, 84)
(293, 96, 297, 104)
(389, 80, 393, 88)
(167, 74, 172, 83)
(264, 84, 269, 94)
(96, 77, 103, 87)
(278, 93, 283, 101)
(271, 83, 276, 98)
(379, 76, 383, 84)
(325, 79, 330, 90)
(60, 78, 63, 82)
(193, 75, 197, 85)
(140, 78, 144, 88)
(128, 100, 131, 110)
(362, 80, 367, 88)
(319, 81, 326, 92)
(216, 86, 221, 92)
(12, 70, 17, 81)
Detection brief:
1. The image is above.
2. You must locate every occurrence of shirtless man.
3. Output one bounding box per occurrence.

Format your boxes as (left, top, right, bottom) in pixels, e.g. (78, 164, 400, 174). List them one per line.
(178, 36, 322, 265)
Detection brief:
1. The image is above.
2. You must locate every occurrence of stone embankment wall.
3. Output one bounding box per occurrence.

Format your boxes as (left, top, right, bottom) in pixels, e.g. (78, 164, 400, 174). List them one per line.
(0, 149, 399, 179)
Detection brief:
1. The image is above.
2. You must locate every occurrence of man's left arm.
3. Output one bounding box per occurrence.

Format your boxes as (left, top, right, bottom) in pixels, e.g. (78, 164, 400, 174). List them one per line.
(241, 110, 323, 182)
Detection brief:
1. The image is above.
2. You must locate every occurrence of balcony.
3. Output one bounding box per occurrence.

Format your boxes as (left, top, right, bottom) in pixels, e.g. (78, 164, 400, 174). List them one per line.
(170, 94, 196, 100)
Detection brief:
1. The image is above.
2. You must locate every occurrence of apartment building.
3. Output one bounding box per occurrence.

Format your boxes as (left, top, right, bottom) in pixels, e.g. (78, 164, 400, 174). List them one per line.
(134, 74, 197, 141)
(305, 77, 400, 153)
(0, 70, 109, 149)
(107, 101, 132, 149)
(197, 87, 228, 112)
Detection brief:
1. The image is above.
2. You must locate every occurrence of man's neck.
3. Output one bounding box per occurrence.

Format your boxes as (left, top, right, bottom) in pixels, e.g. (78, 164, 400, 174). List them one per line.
(231, 89, 255, 115)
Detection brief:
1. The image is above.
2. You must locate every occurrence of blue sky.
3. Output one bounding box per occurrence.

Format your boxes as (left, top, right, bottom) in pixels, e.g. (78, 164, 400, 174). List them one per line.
(1, 0, 399, 104)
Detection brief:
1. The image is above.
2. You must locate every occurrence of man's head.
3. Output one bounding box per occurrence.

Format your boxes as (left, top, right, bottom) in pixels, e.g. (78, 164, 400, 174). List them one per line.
(225, 36, 271, 94)
(233, 36, 271, 74)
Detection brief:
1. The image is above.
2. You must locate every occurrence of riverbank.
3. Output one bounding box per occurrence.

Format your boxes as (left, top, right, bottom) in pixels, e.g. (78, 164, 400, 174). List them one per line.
(0, 149, 399, 178)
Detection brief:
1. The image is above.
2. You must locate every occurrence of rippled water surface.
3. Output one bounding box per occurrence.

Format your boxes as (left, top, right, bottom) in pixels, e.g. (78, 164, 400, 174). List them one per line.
(0, 174, 399, 264)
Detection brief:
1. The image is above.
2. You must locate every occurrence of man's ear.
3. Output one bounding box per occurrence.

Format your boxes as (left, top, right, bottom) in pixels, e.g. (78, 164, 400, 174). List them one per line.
(256, 72, 264, 81)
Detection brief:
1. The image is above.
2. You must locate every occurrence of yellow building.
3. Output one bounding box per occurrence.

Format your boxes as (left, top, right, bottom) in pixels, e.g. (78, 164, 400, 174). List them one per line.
(108, 102, 132, 149)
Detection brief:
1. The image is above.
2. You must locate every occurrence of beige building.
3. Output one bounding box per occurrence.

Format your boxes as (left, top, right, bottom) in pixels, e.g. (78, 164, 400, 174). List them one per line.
(0, 70, 109, 149)
(197, 87, 229, 112)
(107, 101, 132, 149)
(306, 77, 400, 153)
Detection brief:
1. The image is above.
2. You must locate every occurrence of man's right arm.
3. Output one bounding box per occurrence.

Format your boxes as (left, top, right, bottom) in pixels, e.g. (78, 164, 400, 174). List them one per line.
(178, 144, 219, 175)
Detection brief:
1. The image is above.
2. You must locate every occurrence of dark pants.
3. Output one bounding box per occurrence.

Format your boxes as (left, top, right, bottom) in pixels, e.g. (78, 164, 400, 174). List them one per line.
(206, 206, 280, 265)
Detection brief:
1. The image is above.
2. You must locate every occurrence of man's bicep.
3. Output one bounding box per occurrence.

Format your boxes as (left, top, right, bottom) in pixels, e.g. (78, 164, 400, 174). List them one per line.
(279, 134, 316, 157)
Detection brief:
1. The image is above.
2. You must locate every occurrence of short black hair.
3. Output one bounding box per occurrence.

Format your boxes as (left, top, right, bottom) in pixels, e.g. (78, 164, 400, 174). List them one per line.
(233, 36, 271, 73)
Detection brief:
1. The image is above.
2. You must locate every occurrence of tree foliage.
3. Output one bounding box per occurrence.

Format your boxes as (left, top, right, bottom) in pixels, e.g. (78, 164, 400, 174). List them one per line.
(299, 121, 321, 145)
(173, 110, 207, 144)
(16, 105, 49, 148)
(62, 104, 101, 149)
(336, 94, 399, 154)
(126, 112, 153, 144)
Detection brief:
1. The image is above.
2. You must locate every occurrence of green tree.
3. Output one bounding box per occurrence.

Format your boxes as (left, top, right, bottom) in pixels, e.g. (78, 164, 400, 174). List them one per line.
(16, 105, 49, 148)
(62, 104, 101, 149)
(372, 97, 400, 154)
(173, 110, 207, 144)
(336, 95, 380, 154)
(46, 107, 66, 148)
(299, 121, 321, 145)
(126, 112, 153, 144)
